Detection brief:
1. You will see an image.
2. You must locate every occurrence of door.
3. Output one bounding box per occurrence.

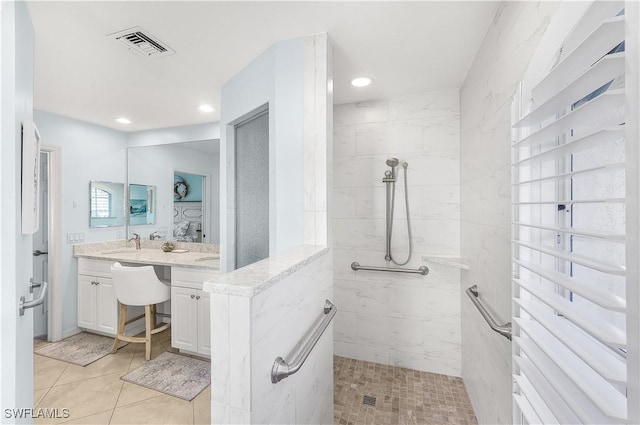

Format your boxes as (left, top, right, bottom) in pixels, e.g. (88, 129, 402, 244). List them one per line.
(1, 0, 36, 413)
(77, 275, 97, 330)
(33, 151, 49, 338)
(95, 277, 117, 335)
(171, 286, 198, 352)
(235, 110, 269, 269)
(197, 290, 211, 356)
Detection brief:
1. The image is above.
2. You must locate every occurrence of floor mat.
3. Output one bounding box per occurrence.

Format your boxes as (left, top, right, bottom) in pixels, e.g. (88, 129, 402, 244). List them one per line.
(121, 352, 210, 401)
(34, 332, 120, 367)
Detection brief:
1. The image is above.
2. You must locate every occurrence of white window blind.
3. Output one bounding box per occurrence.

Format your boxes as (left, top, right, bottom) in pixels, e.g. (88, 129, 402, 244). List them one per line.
(511, 2, 627, 424)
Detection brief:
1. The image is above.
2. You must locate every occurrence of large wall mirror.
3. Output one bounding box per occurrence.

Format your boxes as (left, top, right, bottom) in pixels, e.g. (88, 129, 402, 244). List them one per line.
(89, 181, 125, 228)
(127, 140, 220, 243)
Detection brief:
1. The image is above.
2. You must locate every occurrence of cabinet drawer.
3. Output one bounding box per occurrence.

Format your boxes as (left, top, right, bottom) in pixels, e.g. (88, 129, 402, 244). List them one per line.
(172, 267, 218, 290)
(78, 258, 113, 278)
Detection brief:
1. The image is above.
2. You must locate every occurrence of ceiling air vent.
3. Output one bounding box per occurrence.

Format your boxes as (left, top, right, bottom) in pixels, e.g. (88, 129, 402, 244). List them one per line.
(108, 27, 175, 58)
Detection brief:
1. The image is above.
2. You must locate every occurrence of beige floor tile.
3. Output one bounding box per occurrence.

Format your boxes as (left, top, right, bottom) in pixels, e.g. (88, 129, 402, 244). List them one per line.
(61, 409, 113, 425)
(34, 388, 50, 407)
(38, 372, 124, 424)
(192, 386, 211, 425)
(109, 394, 193, 425)
(55, 350, 134, 386)
(34, 355, 68, 390)
(115, 382, 163, 408)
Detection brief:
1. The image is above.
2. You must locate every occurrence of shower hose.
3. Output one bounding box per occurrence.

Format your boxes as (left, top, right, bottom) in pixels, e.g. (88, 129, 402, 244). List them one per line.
(388, 164, 413, 266)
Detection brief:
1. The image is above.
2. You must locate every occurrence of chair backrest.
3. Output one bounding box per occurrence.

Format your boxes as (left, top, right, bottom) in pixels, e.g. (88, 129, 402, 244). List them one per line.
(110, 262, 170, 306)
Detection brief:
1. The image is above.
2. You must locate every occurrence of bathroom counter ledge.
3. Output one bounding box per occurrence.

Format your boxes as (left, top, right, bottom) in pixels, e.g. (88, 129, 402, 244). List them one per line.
(203, 245, 328, 297)
(74, 240, 220, 270)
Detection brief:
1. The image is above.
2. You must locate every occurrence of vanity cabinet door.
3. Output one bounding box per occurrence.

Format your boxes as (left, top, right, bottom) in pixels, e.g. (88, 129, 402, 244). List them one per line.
(171, 286, 198, 353)
(77, 275, 97, 329)
(197, 290, 211, 356)
(95, 277, 117, 335)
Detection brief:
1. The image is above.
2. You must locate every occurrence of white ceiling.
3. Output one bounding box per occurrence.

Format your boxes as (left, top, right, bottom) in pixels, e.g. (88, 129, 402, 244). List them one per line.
(26, 1, 498, 132)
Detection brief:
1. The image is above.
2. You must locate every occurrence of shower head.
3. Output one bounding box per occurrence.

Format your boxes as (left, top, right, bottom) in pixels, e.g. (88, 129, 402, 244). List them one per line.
(386, 158, 399, 167)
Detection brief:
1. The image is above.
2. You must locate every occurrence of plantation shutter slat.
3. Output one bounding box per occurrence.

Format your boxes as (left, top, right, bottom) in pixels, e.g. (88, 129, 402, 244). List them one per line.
(514, 298, 626, 384)
(511, 3, 627, 423)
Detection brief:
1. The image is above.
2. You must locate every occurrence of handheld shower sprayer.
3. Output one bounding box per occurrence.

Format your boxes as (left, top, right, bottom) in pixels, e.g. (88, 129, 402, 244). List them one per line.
(383, 158, 400, 183)
(383, 158, 413, 266)
(386, 158, 400, 167)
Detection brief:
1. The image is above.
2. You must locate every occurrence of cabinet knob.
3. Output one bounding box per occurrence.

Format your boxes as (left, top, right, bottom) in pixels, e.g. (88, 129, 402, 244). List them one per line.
(191, 294, 195, 299)
(196, 296, 200, 300)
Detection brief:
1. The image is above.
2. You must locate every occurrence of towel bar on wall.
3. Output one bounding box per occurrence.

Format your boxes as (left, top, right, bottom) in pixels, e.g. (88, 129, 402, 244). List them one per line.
(466, 285, 512, 340)
(351, 262, 429, 275)
(271, 300, 337, 383)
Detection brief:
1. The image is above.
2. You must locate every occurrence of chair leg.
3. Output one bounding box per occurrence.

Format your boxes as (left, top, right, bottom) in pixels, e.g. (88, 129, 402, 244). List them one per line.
(151, 304, 157, 329)
(145, 305, 152, 361)
(112, 303, 127, 353)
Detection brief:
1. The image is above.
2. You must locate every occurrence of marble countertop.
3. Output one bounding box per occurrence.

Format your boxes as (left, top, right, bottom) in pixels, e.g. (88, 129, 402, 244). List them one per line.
(74, 240, 220, 270)
(203, 245, 329, 297)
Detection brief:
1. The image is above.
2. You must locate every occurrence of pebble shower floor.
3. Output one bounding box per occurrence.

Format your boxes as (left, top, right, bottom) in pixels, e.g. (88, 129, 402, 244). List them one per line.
(334, 356, 478, 425)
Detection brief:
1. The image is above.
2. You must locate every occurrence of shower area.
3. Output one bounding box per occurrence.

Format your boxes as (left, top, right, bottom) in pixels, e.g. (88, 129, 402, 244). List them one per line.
(332, 90, 468, 423)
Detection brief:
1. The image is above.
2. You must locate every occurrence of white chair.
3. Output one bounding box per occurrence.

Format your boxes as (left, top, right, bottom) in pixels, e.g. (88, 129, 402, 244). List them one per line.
(110, 262, 171, 360)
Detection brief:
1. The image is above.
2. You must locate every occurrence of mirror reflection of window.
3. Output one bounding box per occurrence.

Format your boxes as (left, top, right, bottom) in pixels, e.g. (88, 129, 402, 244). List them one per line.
(91, 187, 112, 218)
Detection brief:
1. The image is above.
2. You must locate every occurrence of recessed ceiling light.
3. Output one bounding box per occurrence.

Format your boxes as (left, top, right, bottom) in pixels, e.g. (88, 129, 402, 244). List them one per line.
(198, 104, 215, 113)
(115, 117, 131, 124)
(350, 77, 372, 88)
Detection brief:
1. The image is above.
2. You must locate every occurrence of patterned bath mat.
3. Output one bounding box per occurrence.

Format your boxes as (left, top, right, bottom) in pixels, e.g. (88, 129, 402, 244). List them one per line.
(121, 352, 210, 401)
(34, 332, 119, 367)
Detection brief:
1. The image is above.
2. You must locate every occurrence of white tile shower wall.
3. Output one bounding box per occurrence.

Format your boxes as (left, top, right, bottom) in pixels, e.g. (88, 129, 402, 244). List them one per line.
(332, 90, 462, 376)
(459, 2, 559, 424)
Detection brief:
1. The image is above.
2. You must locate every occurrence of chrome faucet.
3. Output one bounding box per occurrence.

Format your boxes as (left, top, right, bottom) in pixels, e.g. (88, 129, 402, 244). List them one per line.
(149, 231, 162, 241)
(128, 233, 141, 250)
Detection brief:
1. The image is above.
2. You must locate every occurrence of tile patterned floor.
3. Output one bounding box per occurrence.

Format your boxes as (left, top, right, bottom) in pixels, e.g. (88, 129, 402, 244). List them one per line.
(35, 336, 475, 425)
(33, 330, 210, 425)
(334, 356, 478, 425)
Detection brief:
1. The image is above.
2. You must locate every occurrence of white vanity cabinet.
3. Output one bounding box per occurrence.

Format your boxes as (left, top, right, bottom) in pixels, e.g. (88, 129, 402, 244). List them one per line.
(77, 258, 118, 335)
(171, 267, 215, 357)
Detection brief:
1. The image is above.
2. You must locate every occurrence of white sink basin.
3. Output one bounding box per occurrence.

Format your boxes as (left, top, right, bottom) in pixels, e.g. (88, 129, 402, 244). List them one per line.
(100, 248, 138, 255)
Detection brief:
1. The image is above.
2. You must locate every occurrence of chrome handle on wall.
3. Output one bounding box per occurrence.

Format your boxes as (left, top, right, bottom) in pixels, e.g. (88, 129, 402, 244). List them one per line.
(271, 300, 337, 383)
(20, 280, 48, 316)
(466, 285, 512, 340)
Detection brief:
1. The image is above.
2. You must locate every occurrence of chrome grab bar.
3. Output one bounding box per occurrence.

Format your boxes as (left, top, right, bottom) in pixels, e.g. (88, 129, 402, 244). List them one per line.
(351, 261, 429, 276)
(466, 285, 512, 340)
(271, 300, 337, 383)
(20, 279, 48, 316)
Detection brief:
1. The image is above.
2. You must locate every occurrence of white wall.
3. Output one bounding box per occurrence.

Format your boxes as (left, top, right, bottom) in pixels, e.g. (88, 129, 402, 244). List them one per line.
(127, 122, 220, 148)
(0, 0, 36, 415)
(459, 2, 559, 424)
(209, 250, 333, 424)
(128, 143, 220, 243)
(34, 110, 128, 336)
(219, 37, 306, 272)
(332, 90, 462, 376)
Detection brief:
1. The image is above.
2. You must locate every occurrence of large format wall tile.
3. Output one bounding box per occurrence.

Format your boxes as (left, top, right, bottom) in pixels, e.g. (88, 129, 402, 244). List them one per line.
(332, 90, 462, 376)
(460, 2, 559, 424)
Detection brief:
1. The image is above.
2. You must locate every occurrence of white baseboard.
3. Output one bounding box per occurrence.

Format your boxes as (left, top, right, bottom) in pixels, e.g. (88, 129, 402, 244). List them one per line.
(62, 327, 83, 340)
